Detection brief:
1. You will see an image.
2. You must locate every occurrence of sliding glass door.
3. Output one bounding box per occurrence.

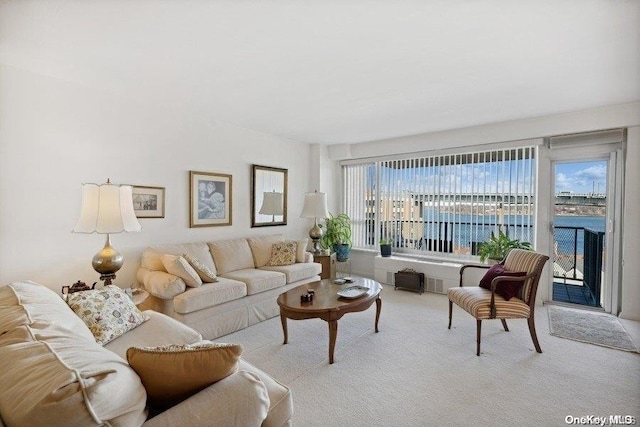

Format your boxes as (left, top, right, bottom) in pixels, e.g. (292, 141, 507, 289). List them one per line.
(548, 130, 624, 314)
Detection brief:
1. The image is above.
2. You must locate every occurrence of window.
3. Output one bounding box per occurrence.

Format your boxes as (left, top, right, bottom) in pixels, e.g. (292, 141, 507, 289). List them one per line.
(343, 146, 537, 256)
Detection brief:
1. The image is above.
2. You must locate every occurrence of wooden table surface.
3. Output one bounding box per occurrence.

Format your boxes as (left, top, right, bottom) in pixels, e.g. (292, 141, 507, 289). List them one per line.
(277, 277, 382, 364)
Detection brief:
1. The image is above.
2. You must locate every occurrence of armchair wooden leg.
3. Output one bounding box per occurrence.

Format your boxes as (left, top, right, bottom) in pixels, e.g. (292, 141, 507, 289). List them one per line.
(501, 319, 509, 332)
(476, 319, 482, 356)
(528, 317, 542, 353)
(448, 300, 453, 329)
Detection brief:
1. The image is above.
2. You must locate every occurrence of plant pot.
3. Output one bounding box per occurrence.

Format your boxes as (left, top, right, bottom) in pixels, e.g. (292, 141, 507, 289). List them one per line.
(380, 244, 392, 257)
(334, 244, 350, 262)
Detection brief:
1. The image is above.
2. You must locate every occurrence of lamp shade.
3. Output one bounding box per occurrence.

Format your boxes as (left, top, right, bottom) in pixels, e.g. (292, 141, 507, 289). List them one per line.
(300, 191, 329, 219)
(259, 191, 284, 216)
(73, 182, 142, 234)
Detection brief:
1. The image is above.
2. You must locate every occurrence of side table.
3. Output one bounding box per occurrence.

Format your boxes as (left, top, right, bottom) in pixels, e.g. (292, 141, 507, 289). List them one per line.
(126, 287, 149, 307)
(314, 253, 336, 280)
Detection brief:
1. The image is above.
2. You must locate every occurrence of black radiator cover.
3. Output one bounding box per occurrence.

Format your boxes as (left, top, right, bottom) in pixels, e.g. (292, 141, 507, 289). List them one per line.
(394, 269, 425, 294)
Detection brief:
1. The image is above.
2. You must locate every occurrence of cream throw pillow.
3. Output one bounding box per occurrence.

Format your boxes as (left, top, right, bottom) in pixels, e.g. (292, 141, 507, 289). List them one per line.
(126, 342, 242, 409)
(67, 285, 149, 345)
(160, 254, 203, 288)
(267, 241, 297, 266)
(295, 238, 309, 263)
(183, 253, 218, 283)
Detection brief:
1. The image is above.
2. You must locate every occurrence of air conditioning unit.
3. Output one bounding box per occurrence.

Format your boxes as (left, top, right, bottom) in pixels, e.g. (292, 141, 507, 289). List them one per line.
(375, 256, 460, 295)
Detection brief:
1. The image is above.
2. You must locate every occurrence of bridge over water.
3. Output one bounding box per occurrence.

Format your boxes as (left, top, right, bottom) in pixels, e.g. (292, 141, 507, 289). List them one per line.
(408, 193, 605, 206)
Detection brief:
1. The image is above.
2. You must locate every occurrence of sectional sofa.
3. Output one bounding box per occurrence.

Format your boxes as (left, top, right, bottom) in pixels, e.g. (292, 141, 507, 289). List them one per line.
(136, 234, 321, 339)
(0, 281, 293, 426)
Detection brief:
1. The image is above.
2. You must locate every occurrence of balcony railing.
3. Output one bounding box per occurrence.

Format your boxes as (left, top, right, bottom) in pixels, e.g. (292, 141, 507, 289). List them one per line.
(368, 219, 533, 255)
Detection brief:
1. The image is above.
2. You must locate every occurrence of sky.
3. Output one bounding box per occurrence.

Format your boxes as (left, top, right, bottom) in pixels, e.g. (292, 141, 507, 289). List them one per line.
(555, 160, 607, 195)
(369, 158, 607, 196)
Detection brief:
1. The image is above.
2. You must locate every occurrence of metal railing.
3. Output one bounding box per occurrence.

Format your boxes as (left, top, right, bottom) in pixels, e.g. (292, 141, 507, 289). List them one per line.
(552, 226, 605, 306)
(553, 226, 582, 281)
(368, 220, 533, 255)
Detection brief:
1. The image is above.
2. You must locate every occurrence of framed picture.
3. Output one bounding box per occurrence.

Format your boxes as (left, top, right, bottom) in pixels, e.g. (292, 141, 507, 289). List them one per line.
(190, 171, 232, 227)
(132, 185, 165, 218)
(251, 164, 287, 227)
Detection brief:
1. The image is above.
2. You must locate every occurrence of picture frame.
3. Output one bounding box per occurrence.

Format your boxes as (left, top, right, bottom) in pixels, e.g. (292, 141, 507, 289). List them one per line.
(251, 164, 288, 227)
(190, 171, 232, 227)
(132, 185, 165, 218)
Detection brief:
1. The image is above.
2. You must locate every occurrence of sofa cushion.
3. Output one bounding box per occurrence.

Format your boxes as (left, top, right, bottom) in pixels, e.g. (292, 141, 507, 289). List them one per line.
(0, 281, 147, 427)
(173, 278, 248, 314)
(161, 254, 203, 288)
(141, 250, 165, 271)
(67, 285, 149, 345)
(221, 269, 285, 295)
(141, 370, 270, 427)
(105, 310, 203, 360)
(447, 286, 530, 319)
(183, 253, 218, 283)
(140, 269, 187, 299)
(127, 342, 242, 409)
(209, 238, 255, 274)
(247, 234, 284, 267)
(238, 359, 293, 427)
(143, 242, 216, 275)
(260, 262, 321, 284)
(267, 241, 297, 266)
(0, 281, 94, 341)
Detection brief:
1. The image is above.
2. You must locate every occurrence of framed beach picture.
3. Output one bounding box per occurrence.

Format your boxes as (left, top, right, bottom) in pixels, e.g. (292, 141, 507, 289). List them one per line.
(132, 185, 165, 218)
(190, 171, 232, 227)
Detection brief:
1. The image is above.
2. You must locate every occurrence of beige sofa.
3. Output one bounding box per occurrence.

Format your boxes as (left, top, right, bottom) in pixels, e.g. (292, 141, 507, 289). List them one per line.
(0, 281, 293, 427)
(137, 234, 321, 339)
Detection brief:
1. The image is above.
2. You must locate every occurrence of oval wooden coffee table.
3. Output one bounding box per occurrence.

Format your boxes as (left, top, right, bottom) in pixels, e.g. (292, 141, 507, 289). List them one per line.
(277, 277, 382, 364)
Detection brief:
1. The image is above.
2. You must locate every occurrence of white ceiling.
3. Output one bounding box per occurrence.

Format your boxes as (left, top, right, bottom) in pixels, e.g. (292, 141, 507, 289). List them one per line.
(1, 0, 639, 145)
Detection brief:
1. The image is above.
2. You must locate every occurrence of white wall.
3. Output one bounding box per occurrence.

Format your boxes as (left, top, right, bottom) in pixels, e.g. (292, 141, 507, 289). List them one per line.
(0, 64, 312, 290)
(322, 103, 640, 319)
(621, 126, 640, 320)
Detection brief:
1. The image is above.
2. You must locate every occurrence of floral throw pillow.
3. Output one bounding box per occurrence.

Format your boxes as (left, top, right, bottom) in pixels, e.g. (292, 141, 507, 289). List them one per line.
(267, 241, 297, 266)
(67, 285, 149, 345)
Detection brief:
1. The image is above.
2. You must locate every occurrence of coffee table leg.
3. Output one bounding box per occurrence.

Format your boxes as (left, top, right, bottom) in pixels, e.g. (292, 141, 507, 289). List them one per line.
(375, 297, 382, 333)
(280, 313, 288, 344)
(328, 320, 338, 364)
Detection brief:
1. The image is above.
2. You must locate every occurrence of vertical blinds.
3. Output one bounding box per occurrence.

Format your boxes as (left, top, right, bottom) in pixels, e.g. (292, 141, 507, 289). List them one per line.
(342, 146, 537, 255)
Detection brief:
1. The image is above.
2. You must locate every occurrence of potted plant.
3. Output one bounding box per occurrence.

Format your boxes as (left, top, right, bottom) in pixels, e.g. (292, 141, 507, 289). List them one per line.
(379, 238, 392, 257)
(477, 230, 533, 263)
(320, 213, 352, 261)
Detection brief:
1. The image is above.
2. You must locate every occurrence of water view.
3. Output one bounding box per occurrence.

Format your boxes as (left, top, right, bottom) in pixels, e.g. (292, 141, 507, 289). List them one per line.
(383, 213, 604, 256)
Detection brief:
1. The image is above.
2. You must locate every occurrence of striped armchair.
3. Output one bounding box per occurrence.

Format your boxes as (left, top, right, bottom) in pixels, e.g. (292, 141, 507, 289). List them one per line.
(448, 249, 549, 356)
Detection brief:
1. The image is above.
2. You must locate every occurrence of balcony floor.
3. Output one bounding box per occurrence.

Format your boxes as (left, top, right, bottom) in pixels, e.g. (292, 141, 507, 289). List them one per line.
(553, 281, 598, 307)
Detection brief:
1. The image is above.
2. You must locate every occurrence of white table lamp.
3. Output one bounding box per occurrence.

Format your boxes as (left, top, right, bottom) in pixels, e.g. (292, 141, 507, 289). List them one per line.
(300, 190, 330, 254)
(259, 191, 284, 222)
(73, 179, 141, 286)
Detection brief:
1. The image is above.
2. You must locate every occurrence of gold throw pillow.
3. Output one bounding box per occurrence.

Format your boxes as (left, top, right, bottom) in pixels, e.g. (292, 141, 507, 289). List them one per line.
(126, 342, 242, 409)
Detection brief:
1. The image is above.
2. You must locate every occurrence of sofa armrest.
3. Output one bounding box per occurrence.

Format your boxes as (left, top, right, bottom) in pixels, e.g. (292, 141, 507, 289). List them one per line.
(304, 252, 313, 263)
(138, 267, 187, 299)
(142, 370, 270, 427)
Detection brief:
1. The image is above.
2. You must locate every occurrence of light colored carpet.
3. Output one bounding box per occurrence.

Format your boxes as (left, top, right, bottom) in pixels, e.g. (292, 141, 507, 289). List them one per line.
(548, 305, 639, 352)
(213, 285, 640, 427)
